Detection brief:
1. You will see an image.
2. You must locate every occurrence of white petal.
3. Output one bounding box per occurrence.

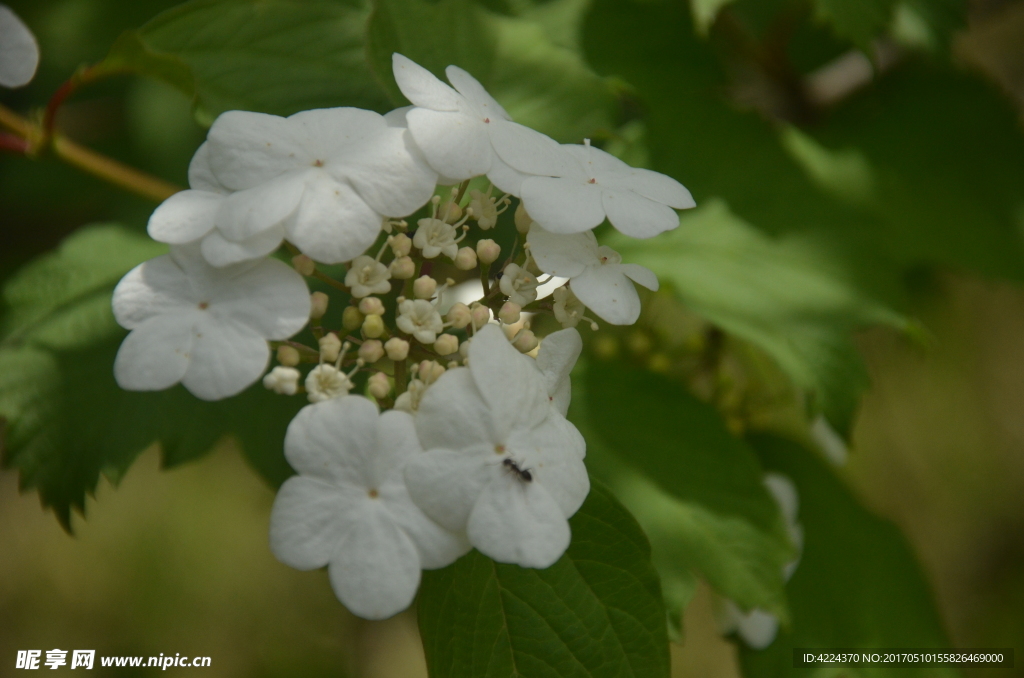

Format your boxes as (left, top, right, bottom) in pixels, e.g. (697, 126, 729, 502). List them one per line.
(380, 478, 471, 569)
(181, 316, 270, 400)
(600, 188, 679, 239)
(286, 174, 381, 264)
(571, 265, 642, 325)
(111, 256, 196, 329)
(415, 368, 493, 450)
(603, 166, 695, 209)
(371, 409, 422, 487)
(269, 476, 358, 570)
(486, 154, 529, 196)
(0, 5, 39, 88)
(147, 190, 220, 244)
(284, 396, 380, 486)
(406, 107, 492, 180)
(527, 227, 597, 278)
(467, 479, 570, 568)
(207, 257, 310, 339)
(339, 126, 437, 217)
(736, 609, 779, 649)
(187, 142, 226, 193)
(563, 142, 631, 176)
(328, 505, 422, 620)
(383, 105, 412, 127)
(200, 226, 285, 267)
(507, 413, 589, 515)
(113, 313, 193, 392)
(445, 65, 510, 121)
(206, 111, 309, 190)
(468, 325, 550, 439)
(489, 121, 578, 178)
(520, 177, 606, 234)
(392, 53, 462, 111)
(619, 262, 659, 291)
(213, 170, 306, 241)
(536, 328, 582, 415)
(403, 448, 492, 532)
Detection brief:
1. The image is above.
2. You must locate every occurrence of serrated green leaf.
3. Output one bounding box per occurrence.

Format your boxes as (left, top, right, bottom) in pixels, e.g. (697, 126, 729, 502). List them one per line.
(740, 435, 954, 676)
(417, 481, 670, 678)
(104, 0, 392, 121)
(367, 0, 615, 141)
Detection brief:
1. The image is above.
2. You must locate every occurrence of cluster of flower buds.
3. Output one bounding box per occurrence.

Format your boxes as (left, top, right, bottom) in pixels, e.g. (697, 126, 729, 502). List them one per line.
(110, 53, 694, 620)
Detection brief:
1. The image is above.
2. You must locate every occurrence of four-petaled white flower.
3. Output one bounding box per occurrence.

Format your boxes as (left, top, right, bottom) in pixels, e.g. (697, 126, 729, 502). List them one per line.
(392, 54, 527, 194)
(148, 107, 437, 266)
(0, 4, 39, 88)
(493, 130, 695, 238)
(112, 245, 311, 400)
(270, 396, 469, 620)
(345, 255, 392, 298)
(413, 217, 460, 259)
(528, 226, 658, 325)
(403, 325, 589, 568)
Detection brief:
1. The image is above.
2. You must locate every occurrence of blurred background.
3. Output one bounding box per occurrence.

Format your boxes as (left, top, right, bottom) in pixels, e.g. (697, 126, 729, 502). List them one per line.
(2, 0, 1024, 675)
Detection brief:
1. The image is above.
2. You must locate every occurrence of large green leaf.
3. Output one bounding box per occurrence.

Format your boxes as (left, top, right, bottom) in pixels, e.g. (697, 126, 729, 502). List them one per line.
(417, 481, 670, 678)
(104, 0, 392, 121)
(740, 435, 953, 677)
(367, 0, 615, 142)
(579, 359, 794, 628)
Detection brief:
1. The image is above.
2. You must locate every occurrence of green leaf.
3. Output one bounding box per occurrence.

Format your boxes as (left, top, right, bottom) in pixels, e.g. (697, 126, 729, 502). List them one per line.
(367, 0, 615, 141)
(605, 201, 906, 437)
(579, 359, 794, 626)
(741, 435, 953, 676)
(813, 0, 897, 47)
(105, 0, 392, 121)
(417, 481, 670, 678)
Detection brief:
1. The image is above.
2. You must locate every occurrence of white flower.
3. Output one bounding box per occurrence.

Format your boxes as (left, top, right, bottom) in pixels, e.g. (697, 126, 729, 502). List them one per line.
(112, 245, 310, 401)
(467, 186, 509, 230)
(0, 5, 39, 88)
(391, 54, 527, 193)
(270, 396, 469, 620)
(552, 286, 587, 329)
(528, 226, 658, 325)
(492, 130, 695, 238)
(498, 263, 539, 306)
(345, 255, 392, 298)
(413, 217, 460, 259)
(403, 325, 589, 568)
(149, 107, 437, 266)
(263, 366, 301, 395)
(396, 299, 444, 344)
(535, 328, 582, 417)
(305, 364, 354, 403)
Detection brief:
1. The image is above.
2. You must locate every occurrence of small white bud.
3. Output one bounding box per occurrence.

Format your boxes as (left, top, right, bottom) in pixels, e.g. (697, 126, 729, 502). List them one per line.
(263, 366, 301, 395)
(514, 202, 532, 234)
(389, 256, 416, 279)
(362, 314, 385, 339)
(368, 372, 391, 399)
(358, 297, 385, 316)
(276, 345, 301, 367)
(498, 301, 521, 325)
(513, 329, 539, 353)
(434, 333, 459, 356)
(476, 239, 500, 265)
(418, 360, 446, 384)
(342, 306, 364, 331)
(309, 291, 329, 320)
(384, 337, 410, 361)
(446, 302, 472, 329)
(470, 303, 491, 330)
(389, 233, 412, 257)
(291, 254, 315, 277)
(359, 339, 385, 364)
(319, 333, 342, 362)
(454, 246, 477, 270)
(413, 275, 437, 299)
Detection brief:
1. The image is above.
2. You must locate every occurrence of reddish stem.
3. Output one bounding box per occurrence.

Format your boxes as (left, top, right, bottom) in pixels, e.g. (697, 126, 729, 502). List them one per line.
(0, 132, 30, 155)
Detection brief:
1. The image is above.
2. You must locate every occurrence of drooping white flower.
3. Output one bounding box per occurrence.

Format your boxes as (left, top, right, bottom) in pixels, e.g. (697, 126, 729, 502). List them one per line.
(391, 54, 528, 193)
(112, 245, 310, 401)
(492, 129, 695, 238)
(403, 325, 589, 568)
(528, 226, 658, 325)
(498, 263, 539, 306)
(149, 108, 438, 266)
(345, 255, 392, 298)
(270, 396, 469, 620)
(396, 298, 444, 344)
(0, 5, 39, 88)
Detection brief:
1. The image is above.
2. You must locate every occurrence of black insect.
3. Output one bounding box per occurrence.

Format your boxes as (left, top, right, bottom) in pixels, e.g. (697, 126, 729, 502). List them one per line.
(502, 457, 533, 483)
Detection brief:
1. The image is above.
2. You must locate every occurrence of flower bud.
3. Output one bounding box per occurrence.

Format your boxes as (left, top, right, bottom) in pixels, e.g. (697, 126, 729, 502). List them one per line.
(459, 339, 471, 361)
(454, 246, 477, 270)
(434, 333, 459, 356)
(291, 254, 315, 276)
(389, 233, 412, 257)
(446, 302, 471, 329)
(419, 360, 446, 384)
(368, 372, 391, 399)
(358, 296, 385, 316)
(441, 201, 463, 224)
(498, 301, 521, 325)
(276, 345, 301, 367)
(342, 305, 364, 332)
(476, 238, 500, 265)
(385, 337, 410, 361)
(319, 333, 342, 362)
(470, 303, 490, 330)
(359, 339, 385, 364)
(514, 202, 532, 234)
(362, 314, 385, 339)
(413, 275, 437, 299)
(309, 291, 329, 320)
(513, 329, 539, 353)
(389, 256, 416, 279)
(263, 366, 301, 395)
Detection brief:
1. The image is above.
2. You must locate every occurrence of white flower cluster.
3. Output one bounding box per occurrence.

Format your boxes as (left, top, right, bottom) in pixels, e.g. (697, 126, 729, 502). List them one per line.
(110, 54, 694, 619)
